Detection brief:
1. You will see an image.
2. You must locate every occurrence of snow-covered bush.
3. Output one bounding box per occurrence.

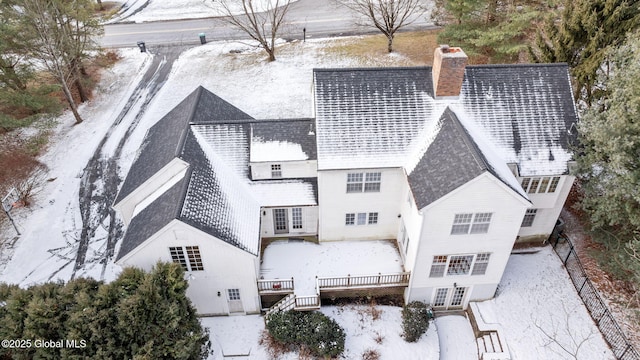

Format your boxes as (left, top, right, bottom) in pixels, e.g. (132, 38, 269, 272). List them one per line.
(266, 310, 346, 357)
(402, 301, 431, 342)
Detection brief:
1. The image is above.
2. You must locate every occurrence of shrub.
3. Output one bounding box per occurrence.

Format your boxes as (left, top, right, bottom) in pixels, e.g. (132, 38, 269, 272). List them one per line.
(402, 301, 430, 342)
(266, 310, 346, 358)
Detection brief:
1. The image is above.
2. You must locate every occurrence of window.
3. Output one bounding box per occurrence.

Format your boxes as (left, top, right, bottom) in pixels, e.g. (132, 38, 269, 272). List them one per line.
(274, 208, 288, 233)
(472, 253, 490, 275)
(227, 288, 241, 301)
(368, 212, 378, 225)
(345, 213, 355, 225)
(346, 172, 381, 193)
(271, 164, 282, 178)
(364, 172, 381, 192)
(451, 213, 473, 234)
(429, 256, 447, 277)
(169, 246, 204, 271)
(470, 213, 492, 234)
(521, 176, 561, 193)
(346, 173, 364, 193)
(433, 288, 448, 307)
(521, 209, 537, 227)
(292, 208, 303, 229)
(429, 253, 491, 277)
(346, 212, 378, 226)
(451, 213, 492, 235)
(447, 255, 474, 275)
(357, 212, 367, 225)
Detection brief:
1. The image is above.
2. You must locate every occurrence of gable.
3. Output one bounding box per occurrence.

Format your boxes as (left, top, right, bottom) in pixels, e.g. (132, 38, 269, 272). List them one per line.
(115, 86, 254, 205)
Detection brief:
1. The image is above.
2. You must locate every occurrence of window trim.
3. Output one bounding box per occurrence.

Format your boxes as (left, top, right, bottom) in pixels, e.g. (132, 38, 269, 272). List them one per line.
(169, 246, 204, 272)
(520, 176, 561, 193)
(451, 213, 492, 235)
(345, 212, 379, 226)
(271, 164, 282, 178)
(429, 253, 491, 278)
(521, 208, 538, 227)
(346, 172, 382, 193)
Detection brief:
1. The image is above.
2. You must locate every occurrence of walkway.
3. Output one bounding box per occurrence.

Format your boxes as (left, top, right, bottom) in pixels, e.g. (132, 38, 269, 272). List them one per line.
(436, 315, 477, 360)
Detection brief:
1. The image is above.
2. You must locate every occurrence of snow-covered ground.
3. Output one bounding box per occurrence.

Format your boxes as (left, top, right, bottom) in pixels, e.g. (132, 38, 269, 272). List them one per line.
(109, 0, 299, 23)
(261, 240, 404, 295)
(476, 247, 614, 359)
(201, 305, 439, 360)
(0, 35, 616, 359)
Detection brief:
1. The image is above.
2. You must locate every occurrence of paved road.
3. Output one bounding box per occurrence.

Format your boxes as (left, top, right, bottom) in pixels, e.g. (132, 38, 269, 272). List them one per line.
(100, 0, 434, 48)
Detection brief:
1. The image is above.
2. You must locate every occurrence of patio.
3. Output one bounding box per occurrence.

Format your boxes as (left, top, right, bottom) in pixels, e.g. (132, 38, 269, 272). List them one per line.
(259, 239, 408, 305)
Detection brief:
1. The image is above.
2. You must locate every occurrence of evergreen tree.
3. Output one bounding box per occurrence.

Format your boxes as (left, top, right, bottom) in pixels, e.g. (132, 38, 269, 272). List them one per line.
(577, 30, 640, 233)
(531, 0, 640, 105)
(435, 0, 551, 62)
(0, 263, 210, 359)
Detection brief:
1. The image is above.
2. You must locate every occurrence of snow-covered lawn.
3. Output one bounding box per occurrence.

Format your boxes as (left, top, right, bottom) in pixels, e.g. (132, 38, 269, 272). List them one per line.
(201, 305, 439, 360)
(261, 239, 404, 295)
(110, 0, 299, 23)
(476, 247, 614, 359)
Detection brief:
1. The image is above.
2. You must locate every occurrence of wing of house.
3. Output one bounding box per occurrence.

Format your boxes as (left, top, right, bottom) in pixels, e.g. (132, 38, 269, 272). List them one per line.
(113, 46, 578, 315)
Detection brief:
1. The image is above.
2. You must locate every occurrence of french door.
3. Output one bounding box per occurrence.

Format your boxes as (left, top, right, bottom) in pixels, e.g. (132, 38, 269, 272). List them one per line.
(432, 287, 468, 310)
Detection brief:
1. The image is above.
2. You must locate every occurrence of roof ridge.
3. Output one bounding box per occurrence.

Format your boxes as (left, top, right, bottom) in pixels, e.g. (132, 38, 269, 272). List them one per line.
(313, 66, 430, 72)
(466, 63, 569, 69)
(175, 87, 204, 157)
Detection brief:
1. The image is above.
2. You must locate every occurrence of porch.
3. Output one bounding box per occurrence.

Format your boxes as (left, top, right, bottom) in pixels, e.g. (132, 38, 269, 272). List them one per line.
(258, 239, 410, 311)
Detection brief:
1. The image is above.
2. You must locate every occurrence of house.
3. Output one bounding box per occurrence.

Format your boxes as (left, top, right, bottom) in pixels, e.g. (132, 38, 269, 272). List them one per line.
(113, 45, 578, 315)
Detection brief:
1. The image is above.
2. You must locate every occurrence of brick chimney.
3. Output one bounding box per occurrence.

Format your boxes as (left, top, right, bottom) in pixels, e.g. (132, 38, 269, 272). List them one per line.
(432, 45, 468, 98)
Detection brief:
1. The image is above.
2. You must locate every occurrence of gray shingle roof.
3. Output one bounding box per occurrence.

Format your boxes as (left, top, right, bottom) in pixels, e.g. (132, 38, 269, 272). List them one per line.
(313, 64, 578, 176)
(115, 86, 254, 204)
(179, 128, 261, 255)
(250, 119, 317, 161)
(115, 175, 189, 261)
(408, 108, 488, 208)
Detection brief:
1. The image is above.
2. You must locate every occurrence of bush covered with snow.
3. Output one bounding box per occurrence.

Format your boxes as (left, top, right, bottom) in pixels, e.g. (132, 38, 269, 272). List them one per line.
(266, 310, 345, 357)
(402, 301, 431, 342)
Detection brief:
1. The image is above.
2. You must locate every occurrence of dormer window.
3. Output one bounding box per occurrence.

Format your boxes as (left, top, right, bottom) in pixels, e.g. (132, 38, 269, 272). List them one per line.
(271, 164, 282, 178)
(521, 176, 560, 193)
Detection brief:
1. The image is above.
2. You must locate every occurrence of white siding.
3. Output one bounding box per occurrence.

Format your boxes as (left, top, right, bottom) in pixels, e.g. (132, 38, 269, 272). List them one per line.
(517, 175, 575, 243)
(117, 220, 261, 315)
(318, 168, 405, 241)
(406, 173, 529, 308)
(397, 186, 424, 271)
(250, 160, 317, 180)
(114, 158, 189, 225)
(260, 206, 319, 237)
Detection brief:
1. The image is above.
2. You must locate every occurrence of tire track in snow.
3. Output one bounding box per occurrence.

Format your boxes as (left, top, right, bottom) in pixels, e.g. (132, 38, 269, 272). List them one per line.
(73, 46, 186, 279)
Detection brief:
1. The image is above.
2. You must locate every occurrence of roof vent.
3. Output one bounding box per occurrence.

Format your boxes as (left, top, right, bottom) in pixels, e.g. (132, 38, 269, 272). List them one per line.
(432, 45, 468, 98)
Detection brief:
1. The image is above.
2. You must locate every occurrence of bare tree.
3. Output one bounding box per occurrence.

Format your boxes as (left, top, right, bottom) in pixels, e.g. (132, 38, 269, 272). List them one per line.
(214, 0, 292, 61)
(336, 0, 426, 52)
(532, 303, 596, 359)
(20, 0, 102, 124)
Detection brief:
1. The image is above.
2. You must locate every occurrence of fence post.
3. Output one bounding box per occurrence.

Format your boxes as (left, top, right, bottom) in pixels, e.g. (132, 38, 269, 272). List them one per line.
(564, 248, 572, 265)
(619, 344, 631, 359)
(348, 274, 351, 286)
(578, 278, 588, 295)
(378, 273, 381, 285)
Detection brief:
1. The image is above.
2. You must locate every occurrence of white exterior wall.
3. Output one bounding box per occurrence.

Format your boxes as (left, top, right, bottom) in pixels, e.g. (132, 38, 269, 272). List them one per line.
(406, 174, 530, 308)
(517, 175, 575, 243)
(260, 206, 319, 237)
(117, 220, 261, 316)
(250, 160, 318, 180)
(318, 168, 405, 241)
(397, 186, 424, 271)
(114, 158, 189, 225)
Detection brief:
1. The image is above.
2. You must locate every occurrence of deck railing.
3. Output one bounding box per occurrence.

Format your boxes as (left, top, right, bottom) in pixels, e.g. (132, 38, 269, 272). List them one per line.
(295, 295, 320, 309)
(317, 272, 411, 289)
(257, 278, 294, 293)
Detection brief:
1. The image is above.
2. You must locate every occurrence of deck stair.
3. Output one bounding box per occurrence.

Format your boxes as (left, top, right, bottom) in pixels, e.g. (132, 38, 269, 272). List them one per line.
(467, 302, 511, 360)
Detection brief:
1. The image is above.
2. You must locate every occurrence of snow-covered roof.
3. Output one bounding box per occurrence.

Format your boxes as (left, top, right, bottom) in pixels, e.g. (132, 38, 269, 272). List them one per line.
(313, 64, 577, 176)
(250, 119, 317, 162)
(116, 88, 319, 260)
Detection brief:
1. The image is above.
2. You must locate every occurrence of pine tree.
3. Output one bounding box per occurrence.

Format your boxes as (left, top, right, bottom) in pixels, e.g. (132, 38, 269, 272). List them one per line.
(577, 30, 640, 232)
(531, 0, 640, 105)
